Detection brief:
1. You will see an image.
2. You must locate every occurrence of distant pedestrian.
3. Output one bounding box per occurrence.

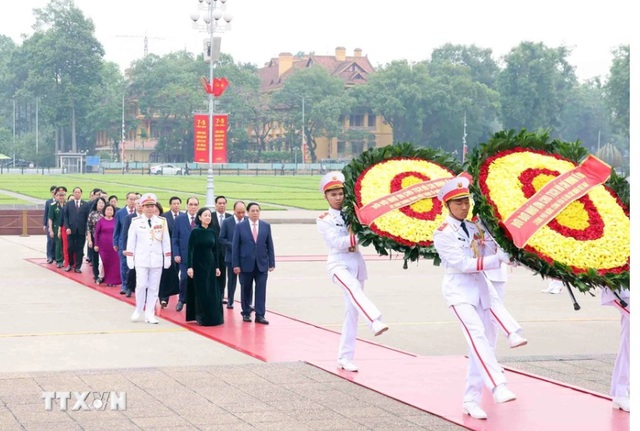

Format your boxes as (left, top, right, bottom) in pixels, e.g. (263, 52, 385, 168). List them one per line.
(94, 204, 121, 287)
(43, 185, 57, 264)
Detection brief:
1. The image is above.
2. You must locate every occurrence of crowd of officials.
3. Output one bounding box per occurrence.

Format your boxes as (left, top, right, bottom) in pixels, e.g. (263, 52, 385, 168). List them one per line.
(43, 185, 275, 327)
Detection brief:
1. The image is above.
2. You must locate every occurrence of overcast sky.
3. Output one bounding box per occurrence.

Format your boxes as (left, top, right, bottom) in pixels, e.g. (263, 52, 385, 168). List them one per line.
(1, 0, 631, 82)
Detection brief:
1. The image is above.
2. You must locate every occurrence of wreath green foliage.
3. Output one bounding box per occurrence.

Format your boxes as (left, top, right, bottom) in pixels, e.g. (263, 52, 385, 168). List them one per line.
(465, 129, 630, 293)
(342, 142, 462, 267)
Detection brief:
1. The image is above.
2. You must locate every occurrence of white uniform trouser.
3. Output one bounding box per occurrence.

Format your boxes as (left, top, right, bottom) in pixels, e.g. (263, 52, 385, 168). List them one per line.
(452, 301, 521, 403)
(134, 267, 162, 319)
(608, 298, 630, 398)
(331, 266, 381, 362)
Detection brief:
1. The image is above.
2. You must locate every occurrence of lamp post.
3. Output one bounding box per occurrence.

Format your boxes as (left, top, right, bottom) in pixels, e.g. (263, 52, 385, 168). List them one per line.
(191, 0, 232, 208)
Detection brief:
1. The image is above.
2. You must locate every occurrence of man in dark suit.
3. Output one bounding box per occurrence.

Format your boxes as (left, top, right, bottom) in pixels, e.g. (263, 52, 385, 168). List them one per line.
(62, 187, 88, 273)
(211, 195, 232, 303)
(172, 196, 199, 311)
(120, 197, 143, 297)
(43, 185, 57, 264)
(218, 200, 245, 309)
(232, 202, 275, 324)
(113, 192, 139, 294)
(161, 196, 182, 236)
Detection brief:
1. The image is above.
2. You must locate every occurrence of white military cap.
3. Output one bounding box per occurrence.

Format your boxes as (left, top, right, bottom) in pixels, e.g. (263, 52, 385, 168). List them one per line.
(437, 175, 470, 202)
(139, 193, 158, 206)
(319, 171, 346, 193)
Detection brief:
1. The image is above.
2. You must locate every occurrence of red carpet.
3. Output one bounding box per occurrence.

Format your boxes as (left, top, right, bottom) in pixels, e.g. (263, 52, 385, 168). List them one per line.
(29, 258, 629, 431)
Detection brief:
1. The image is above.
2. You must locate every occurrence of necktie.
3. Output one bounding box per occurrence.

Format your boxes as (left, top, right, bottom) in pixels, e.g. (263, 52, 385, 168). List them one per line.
(220, 214, 224, 225)
(148, 219, 152, 227)
(339, 210, 349, 227)
(190, 216, 195, 228)
(130, 208, 134, 215)
(252, 223, 258, 242)
(76, 201, 80, 209)
(460, 221, 470, 238)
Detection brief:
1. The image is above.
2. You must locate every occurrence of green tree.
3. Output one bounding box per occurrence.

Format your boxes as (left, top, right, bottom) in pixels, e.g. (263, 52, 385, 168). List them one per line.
(272, 67, 351, 162)
(604, 45, 629, 139)
(27, 0, 105, 153)
(358, 60, 429, 145)
(430, 43, 499, 90)
(497, 42, 577, 134)
(558, 79, 610, 151)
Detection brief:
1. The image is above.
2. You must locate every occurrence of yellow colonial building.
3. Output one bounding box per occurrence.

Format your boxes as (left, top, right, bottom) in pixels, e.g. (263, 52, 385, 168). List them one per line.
(257, 47, 393, 160)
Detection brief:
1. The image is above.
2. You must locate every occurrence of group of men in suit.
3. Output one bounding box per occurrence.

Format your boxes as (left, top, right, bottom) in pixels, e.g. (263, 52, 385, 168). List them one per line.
(44, 185, 276, 324)
(44, 186, 114, 271)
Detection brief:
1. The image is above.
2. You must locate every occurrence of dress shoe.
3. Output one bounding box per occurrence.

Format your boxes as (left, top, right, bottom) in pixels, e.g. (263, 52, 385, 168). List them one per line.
(541, 280, 563, 294)
(255, 316, 269, 325)
(64, 265, 72, 272)
(337, 359, 358, 372)
(371, 320, 389, 336)
(508, 332, 528, 349)
(612, 396, 630, 412)
(176, 301, 184, 312)
(56, 263, 63, 268)
(74, 268, 82, 273)
(96, 277, 103, 284)
(145, 316, 159, 324)
(131, 310, 142, 322)
(492, 384, 516, 403)
(160, 300, 168, 309)
(222, 299, 228, 304)
(125, 289, 132, 298)
(463, 402, 488, 419)
(226, 304, 234, 309)
(46, 258, 53, 264)
(119, 289, 126, 295)
(242, 314, 252, 322)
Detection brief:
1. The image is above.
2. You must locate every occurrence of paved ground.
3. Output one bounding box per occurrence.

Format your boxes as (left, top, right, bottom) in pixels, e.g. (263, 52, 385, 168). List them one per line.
(0, 217, 627, 430)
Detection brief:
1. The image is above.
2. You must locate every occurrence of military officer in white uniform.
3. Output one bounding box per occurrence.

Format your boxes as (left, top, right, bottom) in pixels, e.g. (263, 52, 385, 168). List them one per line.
(433, 175, 527, 420)
(316, 171, 389, 373)
(125, 193, 172, 324)
(600, 286, 630, 412)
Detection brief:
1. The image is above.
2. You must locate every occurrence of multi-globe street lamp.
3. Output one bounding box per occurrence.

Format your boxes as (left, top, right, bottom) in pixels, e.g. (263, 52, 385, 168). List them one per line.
(190, 0, 232, 207)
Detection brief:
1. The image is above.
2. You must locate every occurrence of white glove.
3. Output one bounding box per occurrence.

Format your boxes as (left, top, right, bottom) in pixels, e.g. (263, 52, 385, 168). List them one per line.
(126, 256, 134, 270)
(496, 249, 511, 263)
(163, 256, 171, 269)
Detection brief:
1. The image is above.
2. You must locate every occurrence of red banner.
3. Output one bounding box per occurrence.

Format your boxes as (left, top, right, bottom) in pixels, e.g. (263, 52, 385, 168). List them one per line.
(194, 114, 208, 163)
(504, 155, 611, 248)
(213, 114, 228, 163)
(355, 177, 452, 226)
(193, 114, 228, 164)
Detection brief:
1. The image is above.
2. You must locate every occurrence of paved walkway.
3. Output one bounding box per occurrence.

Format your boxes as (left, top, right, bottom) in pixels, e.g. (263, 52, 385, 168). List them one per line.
(0, 227, 627, 430)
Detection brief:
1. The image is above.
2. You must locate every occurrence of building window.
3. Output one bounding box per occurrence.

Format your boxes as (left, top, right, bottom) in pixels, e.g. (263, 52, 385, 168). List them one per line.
(368, 114, 376, 127)
(349, 114, 364, 127)
(337, 141, 346, 154)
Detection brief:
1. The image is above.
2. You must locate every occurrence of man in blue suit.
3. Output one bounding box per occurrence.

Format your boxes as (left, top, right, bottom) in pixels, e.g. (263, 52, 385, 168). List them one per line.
(232, 202, 275, 324)
(172, 196, 199, 311)
(113, 192, 139, 294)
(43, 185, 57, 264)
(219, 200, 245, 309)
(161, 196, 182, 236)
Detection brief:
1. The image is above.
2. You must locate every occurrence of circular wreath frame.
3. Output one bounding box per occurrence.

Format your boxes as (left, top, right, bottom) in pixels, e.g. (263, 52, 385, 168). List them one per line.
(465, 129, 630, 293)
(342, 142, 462, 265)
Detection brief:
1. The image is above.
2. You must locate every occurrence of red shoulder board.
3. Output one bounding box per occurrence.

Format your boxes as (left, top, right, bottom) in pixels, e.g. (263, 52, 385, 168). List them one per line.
(437, 222, 448, 231)
(471, 215, 479, 222)
(318, 212, 329, 219)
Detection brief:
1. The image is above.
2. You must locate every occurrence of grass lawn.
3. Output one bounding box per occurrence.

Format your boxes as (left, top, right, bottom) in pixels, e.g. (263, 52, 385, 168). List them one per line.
(0, 174, 327, 210)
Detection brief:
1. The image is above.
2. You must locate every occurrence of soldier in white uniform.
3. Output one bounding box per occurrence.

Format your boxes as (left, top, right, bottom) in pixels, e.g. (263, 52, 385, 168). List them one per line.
(125, 193, 172, 324)
(433, 176, 527, 420)
(316, 171, 389, 373)
(600, 286, 630, 412)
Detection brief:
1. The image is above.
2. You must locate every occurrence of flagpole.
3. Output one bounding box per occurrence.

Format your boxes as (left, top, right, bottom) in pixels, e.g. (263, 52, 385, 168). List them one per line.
(462, 111, 468, 164)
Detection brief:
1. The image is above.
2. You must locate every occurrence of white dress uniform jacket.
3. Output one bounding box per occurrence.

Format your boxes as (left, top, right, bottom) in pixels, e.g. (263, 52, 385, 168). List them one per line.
(126, 215, 172, 269)
(433, 215, 504, 309)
